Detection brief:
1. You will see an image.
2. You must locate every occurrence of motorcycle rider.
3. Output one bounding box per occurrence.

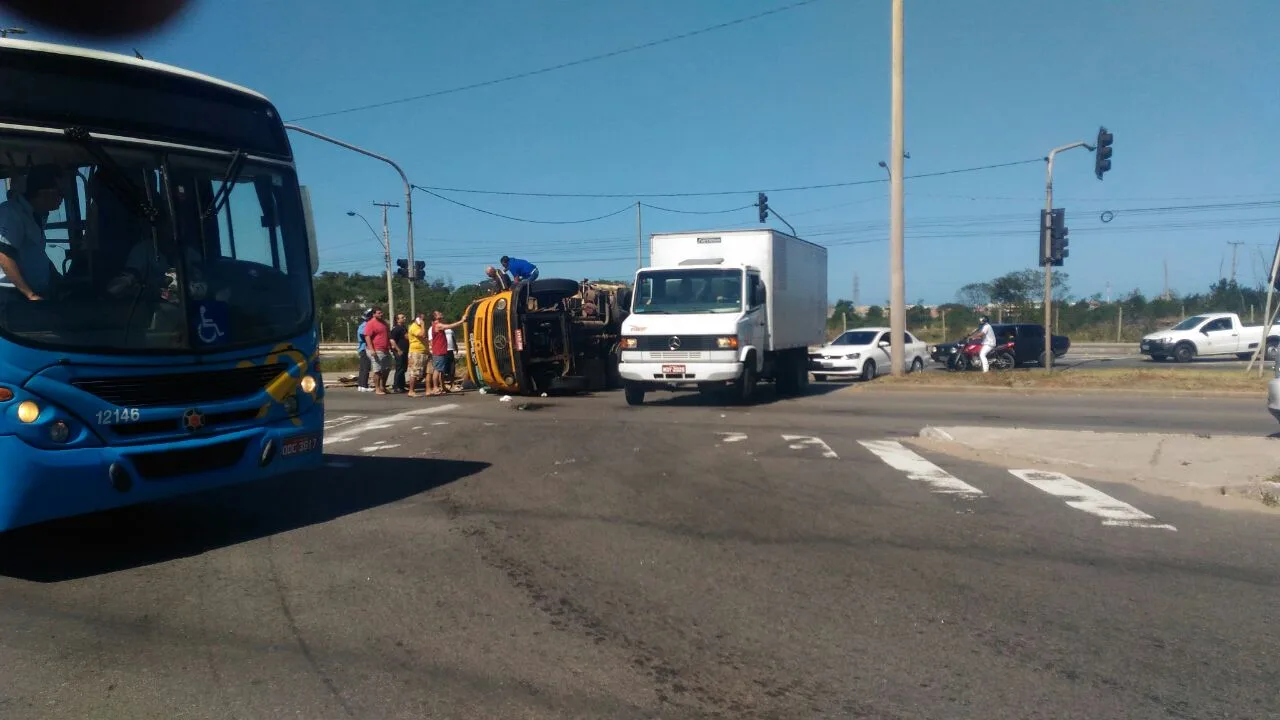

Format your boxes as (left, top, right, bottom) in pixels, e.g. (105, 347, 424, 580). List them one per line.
(977, 316, 997, 372)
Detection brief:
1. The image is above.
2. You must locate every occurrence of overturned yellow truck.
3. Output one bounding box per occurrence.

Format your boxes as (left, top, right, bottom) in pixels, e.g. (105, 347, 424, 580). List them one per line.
(461, 278, 632, 395)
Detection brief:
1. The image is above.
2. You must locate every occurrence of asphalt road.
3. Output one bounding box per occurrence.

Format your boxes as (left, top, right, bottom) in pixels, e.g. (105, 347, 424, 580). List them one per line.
(1, 385, 1277, 719)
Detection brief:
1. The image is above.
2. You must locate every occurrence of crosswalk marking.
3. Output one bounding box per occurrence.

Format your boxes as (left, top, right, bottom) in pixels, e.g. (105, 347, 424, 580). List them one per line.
(324, 403, 459, 446)
(716, 432, 748, 444)
(782, 435, 838, 459)
(1009, 470, 1176, 531)
(324, 415, 367, 430)
(858, 440, 985, 499)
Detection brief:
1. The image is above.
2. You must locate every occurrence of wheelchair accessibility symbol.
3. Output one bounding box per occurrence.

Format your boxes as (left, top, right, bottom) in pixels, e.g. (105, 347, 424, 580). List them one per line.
(194, 302, 229, 345)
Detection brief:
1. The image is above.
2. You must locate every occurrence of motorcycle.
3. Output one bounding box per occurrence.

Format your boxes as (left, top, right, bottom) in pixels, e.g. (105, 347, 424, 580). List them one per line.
(950, 337, 1016, 371)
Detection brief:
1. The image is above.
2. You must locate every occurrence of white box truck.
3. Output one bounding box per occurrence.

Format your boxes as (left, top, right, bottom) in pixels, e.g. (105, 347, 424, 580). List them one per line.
(617, 229, 828, 405)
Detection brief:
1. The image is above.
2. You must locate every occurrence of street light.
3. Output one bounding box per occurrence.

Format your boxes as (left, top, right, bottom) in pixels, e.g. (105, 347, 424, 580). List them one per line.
(347, 210, 394, 320)
(285, 123, 418, 317)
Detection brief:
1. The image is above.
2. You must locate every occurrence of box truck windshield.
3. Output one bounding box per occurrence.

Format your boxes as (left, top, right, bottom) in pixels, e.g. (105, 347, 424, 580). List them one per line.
(632, 268, 743, 315)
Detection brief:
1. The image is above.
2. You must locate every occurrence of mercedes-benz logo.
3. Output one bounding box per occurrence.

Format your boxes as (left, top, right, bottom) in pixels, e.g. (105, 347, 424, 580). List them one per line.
(668, 336, 682, 350)
(494, 334, 508, 350)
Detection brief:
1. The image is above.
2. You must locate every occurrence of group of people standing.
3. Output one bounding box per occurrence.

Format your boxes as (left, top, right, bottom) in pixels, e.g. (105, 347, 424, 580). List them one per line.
(355, 307, 463, 397)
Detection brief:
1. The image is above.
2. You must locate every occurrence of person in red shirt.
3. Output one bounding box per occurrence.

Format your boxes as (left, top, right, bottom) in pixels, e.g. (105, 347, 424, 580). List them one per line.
(429, 310, 464, 396)
(364, 307, 392, 395)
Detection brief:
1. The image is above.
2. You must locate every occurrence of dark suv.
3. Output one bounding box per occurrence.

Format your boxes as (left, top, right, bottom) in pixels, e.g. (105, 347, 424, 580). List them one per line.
(929, 323, 1071, 368)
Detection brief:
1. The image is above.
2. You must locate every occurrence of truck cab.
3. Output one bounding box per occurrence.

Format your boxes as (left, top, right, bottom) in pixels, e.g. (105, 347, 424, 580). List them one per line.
(1140, 312, 1280, 363)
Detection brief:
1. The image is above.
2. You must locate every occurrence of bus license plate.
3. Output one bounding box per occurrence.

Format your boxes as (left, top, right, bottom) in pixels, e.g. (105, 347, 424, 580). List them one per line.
(662, 364, 686, 374)
(281, 434, 320, 457)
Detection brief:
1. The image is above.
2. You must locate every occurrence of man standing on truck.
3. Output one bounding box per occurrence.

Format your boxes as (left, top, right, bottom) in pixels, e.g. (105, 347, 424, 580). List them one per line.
(501, 255, 538, 284)
(485, 265, 512, 292)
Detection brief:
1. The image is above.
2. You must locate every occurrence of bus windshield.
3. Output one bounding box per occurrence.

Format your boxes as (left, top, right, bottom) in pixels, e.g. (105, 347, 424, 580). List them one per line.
(0, 133, 312, 353)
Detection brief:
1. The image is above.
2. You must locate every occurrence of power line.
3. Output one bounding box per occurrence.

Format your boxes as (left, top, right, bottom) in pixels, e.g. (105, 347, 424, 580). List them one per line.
(412, 158, 1046, 199)
(416, 186, 636, 224)
(640, 202, 757, 215)
(287, 0, 826, 123)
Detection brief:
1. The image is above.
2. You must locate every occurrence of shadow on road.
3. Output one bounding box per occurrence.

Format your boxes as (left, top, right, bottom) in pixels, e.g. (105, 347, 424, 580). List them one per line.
(636, 380, 846, 408)
(0, 455, 488, 583)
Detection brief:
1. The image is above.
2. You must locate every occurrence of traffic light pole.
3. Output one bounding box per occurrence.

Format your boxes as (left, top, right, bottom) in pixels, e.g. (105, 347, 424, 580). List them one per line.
(1041, 141, 1090, 373)
(283, 124, 418, 317)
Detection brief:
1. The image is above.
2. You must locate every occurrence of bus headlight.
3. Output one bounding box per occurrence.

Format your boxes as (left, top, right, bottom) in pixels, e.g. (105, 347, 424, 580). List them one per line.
(49, 421, 70, 443)
(716, 337, 739, 349)
(16, 401, 39, 424)
(620, 337, 638, 350)
(300, 375, 317, 394)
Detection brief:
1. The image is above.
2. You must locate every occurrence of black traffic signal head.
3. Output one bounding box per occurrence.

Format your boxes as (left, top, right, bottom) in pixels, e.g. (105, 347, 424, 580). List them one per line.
(1094, 126, 1113, 180)
(1049, 208, 1069, 266)
(757, 192, 769, 224)
(412, 260, 425, 280)
(395, 258, 409, 278)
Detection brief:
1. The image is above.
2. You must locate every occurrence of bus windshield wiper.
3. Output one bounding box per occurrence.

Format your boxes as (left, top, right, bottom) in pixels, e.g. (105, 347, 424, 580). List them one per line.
(202, 149, 245, 219)
(63, 127, 160, 225)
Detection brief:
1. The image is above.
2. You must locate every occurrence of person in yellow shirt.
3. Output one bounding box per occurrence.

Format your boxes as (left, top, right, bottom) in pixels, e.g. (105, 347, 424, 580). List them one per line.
(406, 313, 429, 397)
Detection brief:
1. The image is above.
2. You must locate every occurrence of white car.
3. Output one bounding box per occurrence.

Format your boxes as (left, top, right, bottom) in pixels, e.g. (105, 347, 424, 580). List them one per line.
(1268, 357, 1280, 424)
(808, 327, 929, 381)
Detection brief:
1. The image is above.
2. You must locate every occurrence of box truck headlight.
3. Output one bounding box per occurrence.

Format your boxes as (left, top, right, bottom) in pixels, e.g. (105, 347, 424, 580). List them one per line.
(620, 337, 638, 350)
(716, 337, 739, 349)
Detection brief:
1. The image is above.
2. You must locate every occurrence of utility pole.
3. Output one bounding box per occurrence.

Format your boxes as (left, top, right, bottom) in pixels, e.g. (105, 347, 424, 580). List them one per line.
(1163, 257, 1170, 300)
(374, 201, 399, 319)
(636, 202, 643, 271)
(1227, 241, 1244, 283)
(1041, 140, 1091, 373)
(887, 0, 906, 376)
(853, 273, 861, 308)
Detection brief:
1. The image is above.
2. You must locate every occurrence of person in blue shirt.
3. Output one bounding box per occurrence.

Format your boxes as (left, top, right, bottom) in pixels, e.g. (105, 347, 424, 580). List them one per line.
(500, 256, 538, 284)
(356, 308, 373, 391)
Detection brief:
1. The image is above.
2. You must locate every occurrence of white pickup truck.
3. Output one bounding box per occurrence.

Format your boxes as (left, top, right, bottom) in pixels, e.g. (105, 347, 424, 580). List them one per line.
(1139, 312, 1280, 363)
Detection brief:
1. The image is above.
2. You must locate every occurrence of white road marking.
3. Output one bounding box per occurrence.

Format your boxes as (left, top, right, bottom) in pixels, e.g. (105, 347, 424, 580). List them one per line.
(324, 403, 459, 446)
(1009, 470, 1176, 530)
(361, 443, 401, 453)
(858, 440, 985, 498)
(323, 415, 367, 430)
(716, 432, 748, 443)
(432, 420, 450, 426)
(783, 434, 838, 459)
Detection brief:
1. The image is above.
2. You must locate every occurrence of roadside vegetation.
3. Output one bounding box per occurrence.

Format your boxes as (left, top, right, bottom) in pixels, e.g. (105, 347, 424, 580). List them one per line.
(855, 367, 1269, 394)
(826, 270, 1275, 345)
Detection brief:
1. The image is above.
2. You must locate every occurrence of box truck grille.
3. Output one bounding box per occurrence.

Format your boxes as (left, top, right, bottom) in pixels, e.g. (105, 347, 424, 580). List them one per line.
(633, 336, 720, 352)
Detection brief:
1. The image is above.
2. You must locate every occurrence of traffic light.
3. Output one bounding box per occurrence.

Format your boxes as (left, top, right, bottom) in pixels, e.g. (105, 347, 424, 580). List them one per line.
(1049, 208, 1068, 266)
(1094, 126, 1113, 180)
(1039, 209, 1068, 266)
(411, 260, 425, 280)
(395, 258, 409, 279)
(757, 192, 769, 223)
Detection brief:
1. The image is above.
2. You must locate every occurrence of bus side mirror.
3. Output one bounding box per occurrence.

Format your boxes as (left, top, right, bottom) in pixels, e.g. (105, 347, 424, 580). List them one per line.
(300, 185, 319, 274)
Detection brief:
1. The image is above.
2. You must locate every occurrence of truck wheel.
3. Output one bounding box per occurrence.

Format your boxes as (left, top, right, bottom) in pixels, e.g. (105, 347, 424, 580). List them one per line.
(1267, 342, 1278, 362)
(624, 383, 645, 406)
(1174, 343, 1196, 363)
(734, 355, 758, 403)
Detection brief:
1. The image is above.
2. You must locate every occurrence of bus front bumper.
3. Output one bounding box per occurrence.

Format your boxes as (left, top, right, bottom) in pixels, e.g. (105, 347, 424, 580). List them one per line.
(0, 406, 325, 532)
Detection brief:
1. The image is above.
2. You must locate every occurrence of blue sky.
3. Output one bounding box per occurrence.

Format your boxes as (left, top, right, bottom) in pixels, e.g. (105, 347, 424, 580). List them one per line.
(24, 0, 1280, 304)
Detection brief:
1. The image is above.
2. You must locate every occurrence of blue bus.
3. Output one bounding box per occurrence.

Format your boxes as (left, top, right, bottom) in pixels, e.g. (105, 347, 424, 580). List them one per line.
(0, 39, 325, 531)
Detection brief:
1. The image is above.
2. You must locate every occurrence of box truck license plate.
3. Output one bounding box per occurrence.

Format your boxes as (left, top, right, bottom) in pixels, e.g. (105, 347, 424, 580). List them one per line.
(661, 364, 686, 374)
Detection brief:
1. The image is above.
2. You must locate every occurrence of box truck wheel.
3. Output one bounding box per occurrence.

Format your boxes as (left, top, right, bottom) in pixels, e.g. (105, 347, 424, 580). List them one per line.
(624, 382, 646, 406)
(734, 354, 758, 403)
